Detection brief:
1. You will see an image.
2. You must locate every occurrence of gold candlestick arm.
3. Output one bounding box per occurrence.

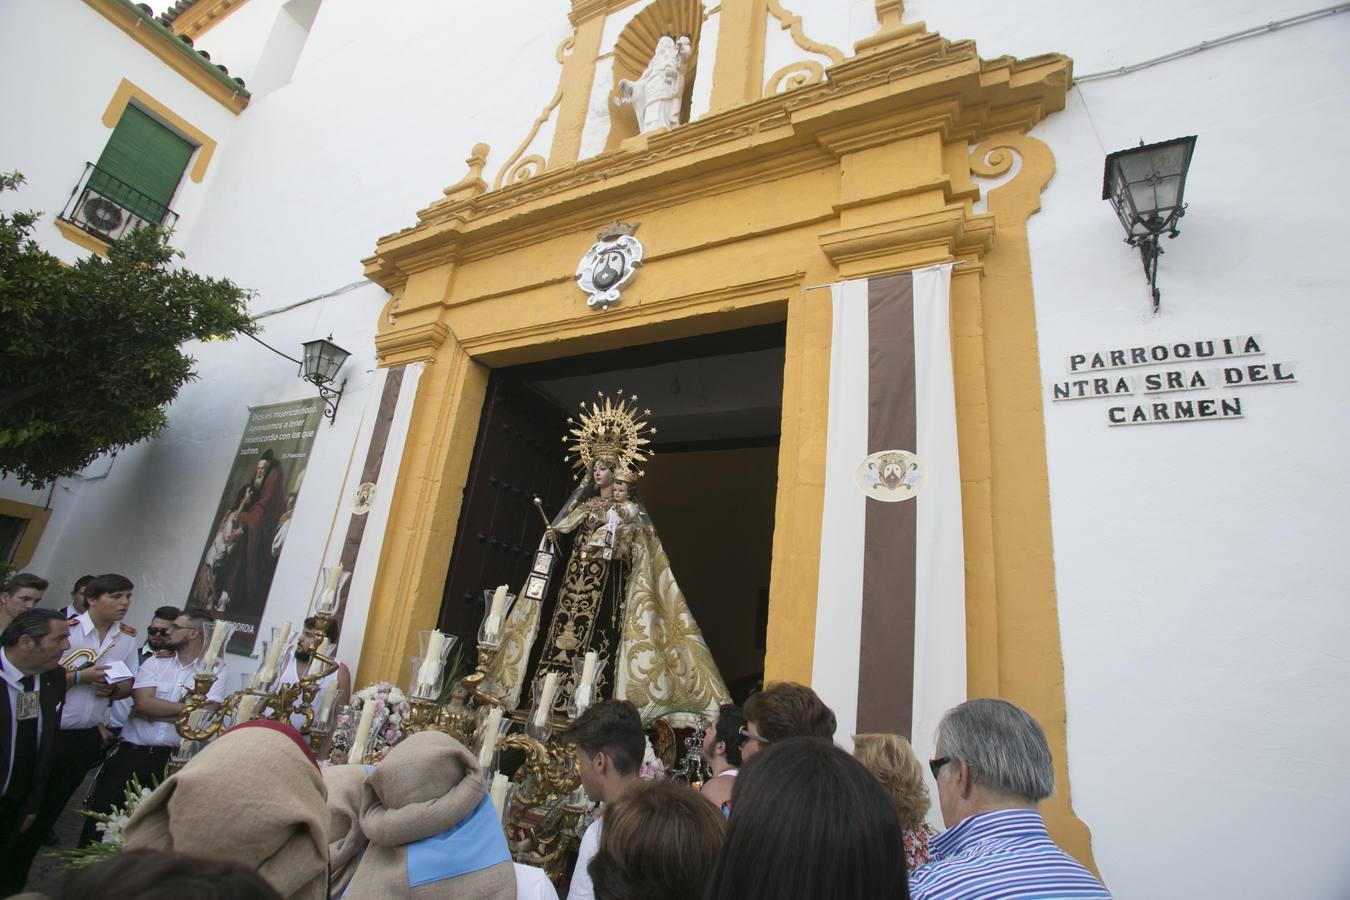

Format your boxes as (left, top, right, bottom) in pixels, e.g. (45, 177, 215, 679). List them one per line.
(176, 671, 227, 742)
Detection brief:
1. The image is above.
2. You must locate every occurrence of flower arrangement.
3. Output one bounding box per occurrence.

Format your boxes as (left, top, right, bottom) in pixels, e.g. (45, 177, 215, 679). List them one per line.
(331, 681, 411, 762)
(54, 775, 156, 869)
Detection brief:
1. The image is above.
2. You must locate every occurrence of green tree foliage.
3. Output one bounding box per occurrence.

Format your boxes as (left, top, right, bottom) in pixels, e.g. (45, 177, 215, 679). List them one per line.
(0, 172, 255, 486)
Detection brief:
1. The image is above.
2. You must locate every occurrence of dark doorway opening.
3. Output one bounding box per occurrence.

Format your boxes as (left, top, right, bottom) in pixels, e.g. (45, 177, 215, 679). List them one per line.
(439, 323, 785, 699)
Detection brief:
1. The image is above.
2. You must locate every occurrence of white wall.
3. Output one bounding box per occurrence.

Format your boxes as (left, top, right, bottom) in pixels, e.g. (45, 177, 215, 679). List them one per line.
(754, 3, 1350, 896)
(1031, 27, 1350, 900)
(0, 0, 576, 682)
(899, 2, 1350, 897)
(0, 0, 244, 260)
(189, 0, 288, 90)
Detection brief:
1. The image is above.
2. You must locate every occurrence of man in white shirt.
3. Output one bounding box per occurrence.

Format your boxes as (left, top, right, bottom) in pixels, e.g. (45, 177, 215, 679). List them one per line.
(564, 700, 645, 900)
(60, 575, 94, 620)
(30, 574, 139, 847)
(277, 616, 351, 739)
(77, 610, 226, 847)
(107, 605, 180, 734)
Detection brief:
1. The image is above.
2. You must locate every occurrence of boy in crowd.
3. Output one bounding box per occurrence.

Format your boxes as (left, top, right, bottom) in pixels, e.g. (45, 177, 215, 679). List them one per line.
(565, 700, 646, 900)
(0, 574, 48, 633)
(30, 575, 140, 846)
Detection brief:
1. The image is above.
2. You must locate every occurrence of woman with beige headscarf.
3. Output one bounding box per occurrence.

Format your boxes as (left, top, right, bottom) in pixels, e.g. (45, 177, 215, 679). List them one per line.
(122, 721, 328, 900)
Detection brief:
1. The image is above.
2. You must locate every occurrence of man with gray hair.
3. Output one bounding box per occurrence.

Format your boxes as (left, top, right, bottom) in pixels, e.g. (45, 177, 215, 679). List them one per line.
(909, 698, 1110, 898)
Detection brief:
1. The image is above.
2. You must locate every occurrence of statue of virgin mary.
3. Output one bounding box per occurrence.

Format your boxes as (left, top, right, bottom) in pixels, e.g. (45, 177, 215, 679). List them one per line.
(485, 392, 728, 726)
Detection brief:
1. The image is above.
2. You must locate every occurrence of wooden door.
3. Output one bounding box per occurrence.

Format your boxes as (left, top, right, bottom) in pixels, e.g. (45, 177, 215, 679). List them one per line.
(438, 374, 574, 660)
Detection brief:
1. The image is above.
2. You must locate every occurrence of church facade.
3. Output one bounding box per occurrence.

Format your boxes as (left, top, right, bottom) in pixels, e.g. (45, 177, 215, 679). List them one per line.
(2, 2, 1348, 896)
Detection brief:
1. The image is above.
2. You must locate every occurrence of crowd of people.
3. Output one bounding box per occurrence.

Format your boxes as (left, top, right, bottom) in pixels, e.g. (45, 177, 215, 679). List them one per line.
(1, 567, 1112, 899)
(0, 571, 348, 897)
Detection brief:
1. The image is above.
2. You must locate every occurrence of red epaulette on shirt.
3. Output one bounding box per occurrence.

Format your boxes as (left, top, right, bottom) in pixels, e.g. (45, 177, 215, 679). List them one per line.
(66, 616, 80, 627)
(119, 623, 137, 637)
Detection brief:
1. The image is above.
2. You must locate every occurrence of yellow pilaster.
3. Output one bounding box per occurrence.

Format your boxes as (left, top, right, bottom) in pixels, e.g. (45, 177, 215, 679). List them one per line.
(709, 0, 767, 113)
(762, 287, 831, 685)
(355, 337, 489, 688)
(962, 132, 1099, 875)
(549, 16, 606, 168)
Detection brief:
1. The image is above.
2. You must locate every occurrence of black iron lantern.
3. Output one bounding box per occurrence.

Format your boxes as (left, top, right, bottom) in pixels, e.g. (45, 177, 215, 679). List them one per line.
(300, 335, 350, 422)
(1102, 135, 1197, 313)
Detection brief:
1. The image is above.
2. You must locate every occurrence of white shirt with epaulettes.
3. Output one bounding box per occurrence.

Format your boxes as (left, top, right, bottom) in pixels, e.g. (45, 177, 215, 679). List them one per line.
(60, 612, 140, 730)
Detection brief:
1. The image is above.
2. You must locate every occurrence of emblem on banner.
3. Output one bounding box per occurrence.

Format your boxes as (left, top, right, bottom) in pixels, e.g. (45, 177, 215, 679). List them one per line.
(353, 481, 376, 515)
(576, 221, 643, 311)
(855, 449, 925, 502)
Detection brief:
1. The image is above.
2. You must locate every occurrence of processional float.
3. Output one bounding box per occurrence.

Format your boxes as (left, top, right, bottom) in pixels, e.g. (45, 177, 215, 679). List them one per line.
(171, 390, 725, 878)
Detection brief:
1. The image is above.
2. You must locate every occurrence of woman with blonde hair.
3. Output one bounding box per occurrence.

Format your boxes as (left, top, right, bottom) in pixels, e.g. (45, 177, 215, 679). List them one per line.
(853, 733, 940, 870)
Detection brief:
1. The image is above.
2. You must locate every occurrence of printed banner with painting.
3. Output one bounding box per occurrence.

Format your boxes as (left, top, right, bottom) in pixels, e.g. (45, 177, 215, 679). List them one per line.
(186, 398, 324, 654)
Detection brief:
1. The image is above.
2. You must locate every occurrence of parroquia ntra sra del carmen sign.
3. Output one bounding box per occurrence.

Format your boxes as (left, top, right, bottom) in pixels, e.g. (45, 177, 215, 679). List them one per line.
(1047, 335, 1298, 426)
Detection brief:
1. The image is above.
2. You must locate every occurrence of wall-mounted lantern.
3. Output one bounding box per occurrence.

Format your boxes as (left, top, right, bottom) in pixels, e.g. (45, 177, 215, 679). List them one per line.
(1102, 136, 1197, 313)
(300, 335, 350, 423)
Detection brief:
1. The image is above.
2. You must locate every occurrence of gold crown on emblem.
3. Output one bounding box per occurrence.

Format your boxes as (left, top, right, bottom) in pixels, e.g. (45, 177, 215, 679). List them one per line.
(596, 220, 639, 242)
(562, 390, 655, 480)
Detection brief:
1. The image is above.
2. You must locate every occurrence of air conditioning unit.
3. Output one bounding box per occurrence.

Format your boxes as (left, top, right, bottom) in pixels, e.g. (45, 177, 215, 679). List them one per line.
(71, 191, 153, 238)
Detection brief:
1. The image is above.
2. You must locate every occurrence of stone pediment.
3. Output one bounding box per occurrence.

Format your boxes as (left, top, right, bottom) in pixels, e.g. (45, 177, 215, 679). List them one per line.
(364, 18, 1069, 292)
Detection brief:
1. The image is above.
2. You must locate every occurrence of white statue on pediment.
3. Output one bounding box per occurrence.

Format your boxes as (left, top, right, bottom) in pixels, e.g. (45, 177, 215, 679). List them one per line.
(615, 34, 693, 134)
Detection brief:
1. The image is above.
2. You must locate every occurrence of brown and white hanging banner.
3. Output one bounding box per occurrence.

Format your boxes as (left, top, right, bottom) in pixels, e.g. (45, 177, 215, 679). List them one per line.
(813, 267, 966, 765)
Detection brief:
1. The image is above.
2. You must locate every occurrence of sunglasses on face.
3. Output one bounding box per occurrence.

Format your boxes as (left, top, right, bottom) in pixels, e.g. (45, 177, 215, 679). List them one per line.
(738, 726, 770, 745)
(146, 627, 172, 637)
(929, 757, 952, 780)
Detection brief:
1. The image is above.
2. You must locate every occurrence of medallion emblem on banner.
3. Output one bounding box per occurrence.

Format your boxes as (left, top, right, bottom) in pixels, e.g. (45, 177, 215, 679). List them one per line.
(576, 221, 643, 310)
(855, 449, 925, 501)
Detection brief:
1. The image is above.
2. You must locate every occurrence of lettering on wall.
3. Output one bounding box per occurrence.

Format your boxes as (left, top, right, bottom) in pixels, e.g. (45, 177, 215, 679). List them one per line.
(1047, 335, 1298, 426)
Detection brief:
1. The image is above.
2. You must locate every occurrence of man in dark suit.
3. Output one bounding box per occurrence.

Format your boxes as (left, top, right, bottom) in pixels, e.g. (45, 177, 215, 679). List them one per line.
(0, 608, 71, 895)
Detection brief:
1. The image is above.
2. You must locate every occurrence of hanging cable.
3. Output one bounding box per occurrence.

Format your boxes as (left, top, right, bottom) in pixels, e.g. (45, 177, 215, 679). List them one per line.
(250, 279, 369, 321)
(1074, 4, 1348, 83)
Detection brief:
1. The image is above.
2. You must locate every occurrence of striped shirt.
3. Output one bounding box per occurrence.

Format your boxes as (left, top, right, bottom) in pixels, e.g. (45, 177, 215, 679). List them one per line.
(908, 809, 1111, 899)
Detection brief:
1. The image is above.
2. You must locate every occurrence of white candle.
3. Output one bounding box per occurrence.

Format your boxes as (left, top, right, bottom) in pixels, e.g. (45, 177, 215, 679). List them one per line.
(577, 651, 598, 706)
(202, 620, 229, 668)
(348, 700, 376, 764)
(318, 564, 346, 615)
(489, 772, 510, 820)
(236, 693, 261, 722)
(416, 631, 447, 696)
(316, 687, 338, 729)
(307, 639, 333, 680)
(533, 671, 558, 728)
(478, 706, 503, 769)
(259, 622, 291, 683)
(485, 585, 507, 637)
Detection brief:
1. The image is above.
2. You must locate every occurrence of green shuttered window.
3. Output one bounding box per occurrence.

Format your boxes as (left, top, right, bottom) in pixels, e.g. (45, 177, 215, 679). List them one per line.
(89, 105, 194, 224)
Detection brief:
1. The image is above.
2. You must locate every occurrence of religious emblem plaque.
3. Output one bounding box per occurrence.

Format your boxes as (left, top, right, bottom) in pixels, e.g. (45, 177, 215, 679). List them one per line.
(575, 221, 643, 310)
(855, 449, 926, 502)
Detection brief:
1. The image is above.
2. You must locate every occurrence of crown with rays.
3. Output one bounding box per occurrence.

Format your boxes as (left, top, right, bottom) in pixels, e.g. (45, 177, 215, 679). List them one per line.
(562, 390, 654, 480)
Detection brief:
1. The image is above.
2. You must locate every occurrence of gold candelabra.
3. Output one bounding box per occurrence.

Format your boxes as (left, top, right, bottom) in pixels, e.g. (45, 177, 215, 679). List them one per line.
(499, 724, 586, 879)
(264, 646, 340, 733)
(175, 671, 229, 742)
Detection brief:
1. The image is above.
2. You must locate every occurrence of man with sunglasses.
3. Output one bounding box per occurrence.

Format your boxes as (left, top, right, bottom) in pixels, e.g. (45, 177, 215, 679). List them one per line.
(740, 681, 837, 763)
(106, 606, 181, 735)
(910, 699, 1109, 899)
(78, 610, 226, 847)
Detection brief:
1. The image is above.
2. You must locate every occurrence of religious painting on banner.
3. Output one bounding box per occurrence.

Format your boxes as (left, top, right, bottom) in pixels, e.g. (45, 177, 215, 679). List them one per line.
(185, 398, 324, 654)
